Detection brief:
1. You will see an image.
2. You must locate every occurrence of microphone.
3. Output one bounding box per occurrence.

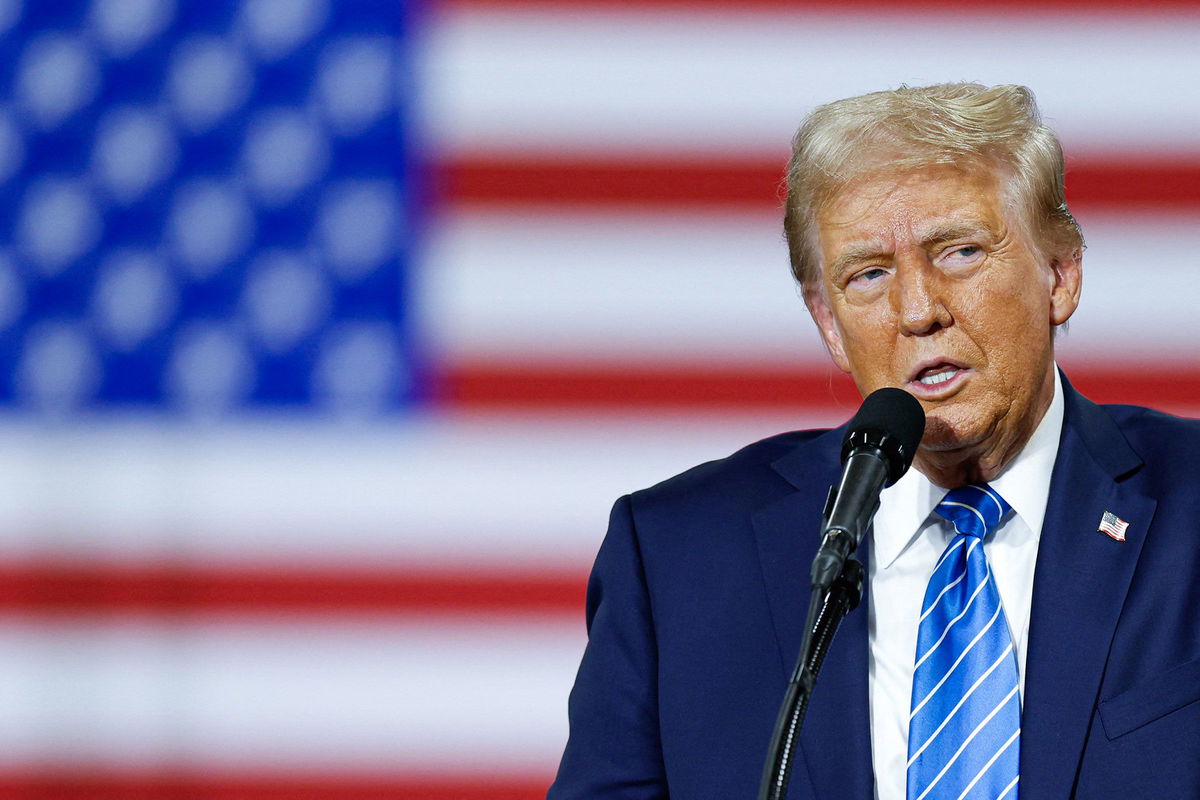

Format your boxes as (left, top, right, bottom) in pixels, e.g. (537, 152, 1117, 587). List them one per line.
(810, 387, 925, 589)
(756, 388, 925, 800)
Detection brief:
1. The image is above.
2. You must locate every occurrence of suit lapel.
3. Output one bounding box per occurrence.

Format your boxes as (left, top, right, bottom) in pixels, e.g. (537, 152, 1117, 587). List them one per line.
(753, 428, 874, 800)
(1020, 380, 1156, 800)
(748, 378, 1156, 800)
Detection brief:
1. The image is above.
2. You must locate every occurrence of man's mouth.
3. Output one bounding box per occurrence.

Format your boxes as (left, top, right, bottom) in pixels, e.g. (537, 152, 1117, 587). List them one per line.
(916, 367, 959, 387)
(908, 361, 969, 397)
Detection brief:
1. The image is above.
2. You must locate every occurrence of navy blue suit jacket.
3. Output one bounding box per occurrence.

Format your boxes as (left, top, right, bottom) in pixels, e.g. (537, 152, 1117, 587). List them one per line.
(549, 378, 1200, 799)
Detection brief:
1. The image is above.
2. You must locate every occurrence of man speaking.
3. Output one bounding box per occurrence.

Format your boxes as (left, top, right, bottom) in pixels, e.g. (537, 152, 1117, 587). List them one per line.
(548, 83, 1200, 799)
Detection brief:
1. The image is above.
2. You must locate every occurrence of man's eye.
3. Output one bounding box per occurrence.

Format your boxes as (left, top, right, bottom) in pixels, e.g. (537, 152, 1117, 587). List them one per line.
(851, 267, 887, 284)
(948, 245, 981, 260)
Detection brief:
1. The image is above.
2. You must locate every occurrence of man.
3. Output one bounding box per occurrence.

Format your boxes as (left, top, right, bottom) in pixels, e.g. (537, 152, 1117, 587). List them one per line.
(548, 84, 1200, 799)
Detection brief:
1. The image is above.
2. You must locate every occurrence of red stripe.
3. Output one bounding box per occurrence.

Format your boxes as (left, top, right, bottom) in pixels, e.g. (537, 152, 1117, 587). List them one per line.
(434, 362, 863, 410)
(436, 156, 1200, 210)
(0, 564, 585, 616)
(437, 156, 787, 209)
(1065, 159, 1200, 209)
(0, 771, 551, 800)
(434, 362, 1200, 414)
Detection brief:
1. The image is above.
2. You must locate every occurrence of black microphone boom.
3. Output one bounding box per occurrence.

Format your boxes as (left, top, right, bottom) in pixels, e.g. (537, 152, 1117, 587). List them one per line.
(811, 387, 925, 589)
(757, 387, 924, 800)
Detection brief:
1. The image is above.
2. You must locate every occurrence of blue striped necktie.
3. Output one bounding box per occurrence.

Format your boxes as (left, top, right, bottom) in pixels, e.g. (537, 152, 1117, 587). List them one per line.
(906, 484, 1021, 800)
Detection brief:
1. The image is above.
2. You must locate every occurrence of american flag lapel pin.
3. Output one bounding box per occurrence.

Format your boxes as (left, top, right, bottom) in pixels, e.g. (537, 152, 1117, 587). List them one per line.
(1098, 510, 1129, 542)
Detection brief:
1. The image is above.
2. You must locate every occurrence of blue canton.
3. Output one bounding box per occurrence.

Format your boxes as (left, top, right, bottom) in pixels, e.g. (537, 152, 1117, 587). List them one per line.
(0, 1, 419, 418)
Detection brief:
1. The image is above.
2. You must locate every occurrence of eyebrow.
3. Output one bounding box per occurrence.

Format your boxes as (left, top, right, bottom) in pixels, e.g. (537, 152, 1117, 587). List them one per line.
(828, 220, 992, 277)
(916, 221, 991, 247)
(829, 243, 890, 277)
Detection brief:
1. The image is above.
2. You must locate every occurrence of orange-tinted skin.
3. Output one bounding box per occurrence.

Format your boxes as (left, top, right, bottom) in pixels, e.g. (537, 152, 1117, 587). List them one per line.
(803, 163, 1082, 488)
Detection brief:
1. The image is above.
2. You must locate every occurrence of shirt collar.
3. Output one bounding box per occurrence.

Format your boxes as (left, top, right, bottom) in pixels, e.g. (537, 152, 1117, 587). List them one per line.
(871, 368, 1065, 570)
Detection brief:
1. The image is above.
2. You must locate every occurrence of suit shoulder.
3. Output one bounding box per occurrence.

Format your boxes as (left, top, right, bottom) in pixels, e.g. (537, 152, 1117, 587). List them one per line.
(1102, 403, 1200, 468)
(628, 428, 829, 514)
(1103, 403, 1200, 442)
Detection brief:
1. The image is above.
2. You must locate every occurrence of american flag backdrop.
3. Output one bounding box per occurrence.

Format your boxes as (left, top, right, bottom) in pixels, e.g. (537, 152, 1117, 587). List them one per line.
(0, 0, 1198, 797)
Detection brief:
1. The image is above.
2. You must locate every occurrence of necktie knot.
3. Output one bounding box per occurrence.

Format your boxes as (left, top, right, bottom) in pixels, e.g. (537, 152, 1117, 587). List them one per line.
(936, 483, 1011, 540)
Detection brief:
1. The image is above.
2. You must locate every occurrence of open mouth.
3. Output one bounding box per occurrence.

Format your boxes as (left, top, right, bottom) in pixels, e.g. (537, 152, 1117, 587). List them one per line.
(908, 362, 969, 396)
(916, 367, 958, 387)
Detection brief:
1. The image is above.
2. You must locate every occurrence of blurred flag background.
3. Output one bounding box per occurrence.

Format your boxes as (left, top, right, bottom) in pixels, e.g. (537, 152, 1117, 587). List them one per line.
(0, 0, 1197, 797)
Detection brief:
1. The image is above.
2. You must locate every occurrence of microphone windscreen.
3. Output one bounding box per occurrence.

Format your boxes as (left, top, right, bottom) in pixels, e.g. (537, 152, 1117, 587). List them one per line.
(842, 387, 926, 481)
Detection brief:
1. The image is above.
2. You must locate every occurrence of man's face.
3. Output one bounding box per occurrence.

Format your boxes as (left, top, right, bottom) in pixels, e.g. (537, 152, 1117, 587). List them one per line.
(804, 162, 1081, 477)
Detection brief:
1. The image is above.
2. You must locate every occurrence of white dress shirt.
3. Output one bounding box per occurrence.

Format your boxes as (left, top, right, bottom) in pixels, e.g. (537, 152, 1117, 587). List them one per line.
(867, 369, 1064, 800)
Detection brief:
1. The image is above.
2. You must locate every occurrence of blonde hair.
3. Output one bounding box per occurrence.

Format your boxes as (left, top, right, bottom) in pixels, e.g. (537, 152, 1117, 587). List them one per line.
(783, 83, 1083, 286)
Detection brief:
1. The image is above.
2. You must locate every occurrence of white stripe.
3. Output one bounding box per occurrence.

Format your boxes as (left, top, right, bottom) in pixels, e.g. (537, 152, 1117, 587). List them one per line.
(920, 540, 977, 621)
(0, 412, 823, 568)
(940, 501, 990, 535)
(914, 563, 994, 671)
(920, 568, 968, 623)
(911, 687, 1020, 800)
(423, 211, 1200, 368)
(969, 484, 1007, 518)
(426, 10, 1200, 155)
(928, 537, 969, 582)
(994, 775, 1020, 800)
(955, 728, 1022, 800)
(421, 209, 816, 364)
(910, 604, 1005, 719)
(0, 617, 585, 772)
(908, 642, 1015, 766)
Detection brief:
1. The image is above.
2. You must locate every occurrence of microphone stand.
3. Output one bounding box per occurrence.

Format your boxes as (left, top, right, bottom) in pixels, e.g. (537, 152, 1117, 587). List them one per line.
(756, 387, 922, 799)
(756, 555, 865, 800)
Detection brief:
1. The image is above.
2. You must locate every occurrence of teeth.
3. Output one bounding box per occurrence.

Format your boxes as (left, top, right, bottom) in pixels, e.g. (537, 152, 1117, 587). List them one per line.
(918, 369, 957, 386)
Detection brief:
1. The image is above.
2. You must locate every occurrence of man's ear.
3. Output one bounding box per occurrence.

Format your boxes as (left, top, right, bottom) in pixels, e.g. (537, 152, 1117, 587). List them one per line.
(1048, 247, 1083, 326)
(802, 283, 852, 373)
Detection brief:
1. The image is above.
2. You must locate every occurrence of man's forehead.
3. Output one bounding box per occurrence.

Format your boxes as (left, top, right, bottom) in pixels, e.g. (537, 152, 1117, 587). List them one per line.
(818, 166, 1009, 246)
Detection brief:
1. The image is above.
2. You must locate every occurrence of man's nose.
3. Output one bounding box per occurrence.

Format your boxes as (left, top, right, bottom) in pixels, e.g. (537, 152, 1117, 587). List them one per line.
(892, 254, 950, 336)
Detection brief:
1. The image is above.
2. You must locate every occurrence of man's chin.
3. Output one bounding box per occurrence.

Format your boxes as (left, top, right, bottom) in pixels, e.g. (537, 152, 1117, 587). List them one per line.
(918, 415, 983, 453)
